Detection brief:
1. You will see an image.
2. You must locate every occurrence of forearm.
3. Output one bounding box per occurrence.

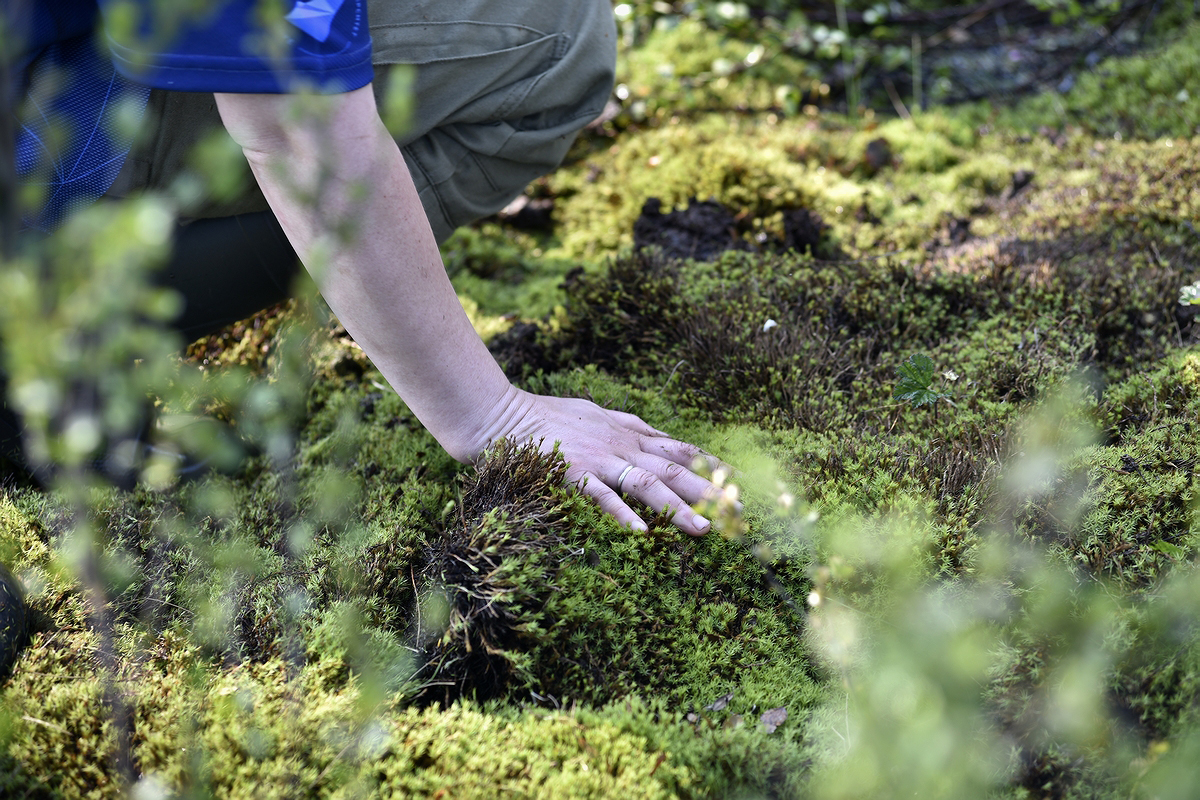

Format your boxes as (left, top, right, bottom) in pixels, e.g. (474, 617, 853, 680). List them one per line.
(213, 87, 521, 462)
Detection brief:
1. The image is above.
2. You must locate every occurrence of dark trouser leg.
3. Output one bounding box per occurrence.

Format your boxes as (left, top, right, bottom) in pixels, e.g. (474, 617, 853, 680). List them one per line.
(159, 209, 301, 342)
(374, 1, 617, 242)
(0, 399, 21, 477)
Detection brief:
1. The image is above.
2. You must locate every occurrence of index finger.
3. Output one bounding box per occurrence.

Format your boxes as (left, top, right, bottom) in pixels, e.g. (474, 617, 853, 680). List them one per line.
(640, 436, 721, 472)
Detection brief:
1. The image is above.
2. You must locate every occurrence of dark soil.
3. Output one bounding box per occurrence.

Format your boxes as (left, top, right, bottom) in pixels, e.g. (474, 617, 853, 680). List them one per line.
(632, 197, 836, 261)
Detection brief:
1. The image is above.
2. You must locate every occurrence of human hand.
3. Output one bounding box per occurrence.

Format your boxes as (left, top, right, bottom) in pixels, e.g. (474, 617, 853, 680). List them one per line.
(492, 389, 719, 536)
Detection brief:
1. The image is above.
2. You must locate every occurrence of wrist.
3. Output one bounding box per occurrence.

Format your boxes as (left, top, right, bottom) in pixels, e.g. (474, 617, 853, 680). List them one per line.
(431, 381, 531, 465)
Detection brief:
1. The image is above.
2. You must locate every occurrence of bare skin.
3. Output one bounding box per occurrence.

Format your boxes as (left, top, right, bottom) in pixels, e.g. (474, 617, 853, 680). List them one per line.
(214, 85, 718, 535)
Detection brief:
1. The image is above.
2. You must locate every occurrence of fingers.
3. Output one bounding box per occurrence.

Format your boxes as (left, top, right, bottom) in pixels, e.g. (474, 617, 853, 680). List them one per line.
(577, 456, 714, 536)
(606, 408, 664, 437)
(616, 463, 712, 536)
(579, 472, 649, 533)
(638, 434, 721, 473)
(631, 453, 717, 507)
(601, 429, 721, 536)
(513, 394, 726, 536)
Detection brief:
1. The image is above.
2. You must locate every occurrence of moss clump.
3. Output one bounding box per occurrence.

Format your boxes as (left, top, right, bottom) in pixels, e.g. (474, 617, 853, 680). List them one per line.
(550, 109, 1028, 261)
(0, 630, 117, 799)
(615, 17, 821, 125)
(413, 440, 573, 704)
(395, 429, 824, 722)
(0, 618, 809, 799)
(516, 236, 1169, 433)
(371, 702, 690, 799)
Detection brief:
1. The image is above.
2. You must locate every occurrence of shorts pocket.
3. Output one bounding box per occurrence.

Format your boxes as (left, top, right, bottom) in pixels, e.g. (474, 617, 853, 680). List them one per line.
(371, 20, 569, 126)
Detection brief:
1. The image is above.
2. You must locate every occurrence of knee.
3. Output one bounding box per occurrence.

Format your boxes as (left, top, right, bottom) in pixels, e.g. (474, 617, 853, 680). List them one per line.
(382, 2, 619, 239)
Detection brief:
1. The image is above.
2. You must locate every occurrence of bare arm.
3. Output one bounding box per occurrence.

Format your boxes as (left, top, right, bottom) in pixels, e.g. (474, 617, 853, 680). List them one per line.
(214, 86, 715, 535)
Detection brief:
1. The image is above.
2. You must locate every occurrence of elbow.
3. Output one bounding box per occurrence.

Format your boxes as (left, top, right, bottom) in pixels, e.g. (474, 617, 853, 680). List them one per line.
(213, 92, 296, 161)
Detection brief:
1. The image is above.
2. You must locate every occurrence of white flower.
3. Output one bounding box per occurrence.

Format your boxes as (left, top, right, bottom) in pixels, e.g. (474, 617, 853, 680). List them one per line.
(1180, 282, 1200, 306)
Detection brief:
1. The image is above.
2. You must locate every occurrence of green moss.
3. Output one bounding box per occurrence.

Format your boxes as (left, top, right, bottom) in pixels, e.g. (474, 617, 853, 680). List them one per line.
(0, 634, 810, 799)
(554, 118, 825, 258)
(550, 110, 1026, 261)
(372, 702, 687, 798)
(0, 491, 54, 577)
(442, 223, 577, 321)
(1, 630, 118, 799)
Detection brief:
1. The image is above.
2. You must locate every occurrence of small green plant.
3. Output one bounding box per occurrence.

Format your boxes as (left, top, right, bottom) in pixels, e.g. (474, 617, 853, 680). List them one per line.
(893, 353, 956, 418)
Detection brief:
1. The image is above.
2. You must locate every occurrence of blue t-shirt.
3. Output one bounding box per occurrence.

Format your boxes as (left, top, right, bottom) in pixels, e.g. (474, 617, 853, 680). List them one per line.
(103, 0, 373, 93)
(11, 0, 373, 230)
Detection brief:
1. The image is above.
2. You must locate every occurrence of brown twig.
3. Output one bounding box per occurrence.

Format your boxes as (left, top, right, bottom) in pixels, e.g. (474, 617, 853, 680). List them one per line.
(884, 78, 912, 121)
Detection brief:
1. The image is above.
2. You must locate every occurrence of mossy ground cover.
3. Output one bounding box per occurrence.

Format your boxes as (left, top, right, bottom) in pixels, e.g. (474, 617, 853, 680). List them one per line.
(3, 5, 1200, 798)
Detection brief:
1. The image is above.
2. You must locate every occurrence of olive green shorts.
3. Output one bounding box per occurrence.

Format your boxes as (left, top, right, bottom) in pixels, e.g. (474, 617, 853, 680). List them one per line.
(112, 0, 617, 244)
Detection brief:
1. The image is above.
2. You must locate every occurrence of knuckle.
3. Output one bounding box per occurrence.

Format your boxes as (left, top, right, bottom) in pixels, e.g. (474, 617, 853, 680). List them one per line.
(629, 471, 661, 493)
(660, 461, 688, 482)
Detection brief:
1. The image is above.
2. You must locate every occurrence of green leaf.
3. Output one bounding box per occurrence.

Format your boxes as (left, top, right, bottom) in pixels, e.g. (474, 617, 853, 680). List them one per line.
(894, 354, 955, 408)
(896, 386, 945, 407)
(894, 354, 935, 397)
(1150, 540, 1186, 560)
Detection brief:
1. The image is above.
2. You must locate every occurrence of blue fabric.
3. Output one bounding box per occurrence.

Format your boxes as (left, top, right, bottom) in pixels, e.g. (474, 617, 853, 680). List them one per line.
(102, 0, 373, 94)
(1, 0, 98, 84)
(9, 0, 374, 231)
(16, 33, 150, 231)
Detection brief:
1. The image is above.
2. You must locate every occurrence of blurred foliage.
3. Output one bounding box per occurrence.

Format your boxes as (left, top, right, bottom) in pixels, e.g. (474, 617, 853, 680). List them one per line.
(959, 18, 1200, 140)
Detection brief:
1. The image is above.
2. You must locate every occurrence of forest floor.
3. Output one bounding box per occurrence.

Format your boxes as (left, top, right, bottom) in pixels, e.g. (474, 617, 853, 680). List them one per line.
(2, 3, 1200, 799)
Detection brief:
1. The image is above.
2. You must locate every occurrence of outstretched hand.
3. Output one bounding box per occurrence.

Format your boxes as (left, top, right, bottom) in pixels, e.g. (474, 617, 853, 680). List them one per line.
(490, 389, 719, 536)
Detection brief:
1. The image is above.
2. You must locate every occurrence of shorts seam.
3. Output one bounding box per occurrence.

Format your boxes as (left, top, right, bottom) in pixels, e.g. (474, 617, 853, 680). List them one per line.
(371, 20, 550, 36)
(369, 21, 555, 66)
(493, 32, 568, 120)
(402, 143, 453, 234)
(469, 152, 500, 193)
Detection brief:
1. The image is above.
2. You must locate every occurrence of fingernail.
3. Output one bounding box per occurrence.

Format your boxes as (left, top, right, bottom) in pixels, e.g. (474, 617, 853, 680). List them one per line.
(693, 514, 710, 533)
(631, 519, 648, 533)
